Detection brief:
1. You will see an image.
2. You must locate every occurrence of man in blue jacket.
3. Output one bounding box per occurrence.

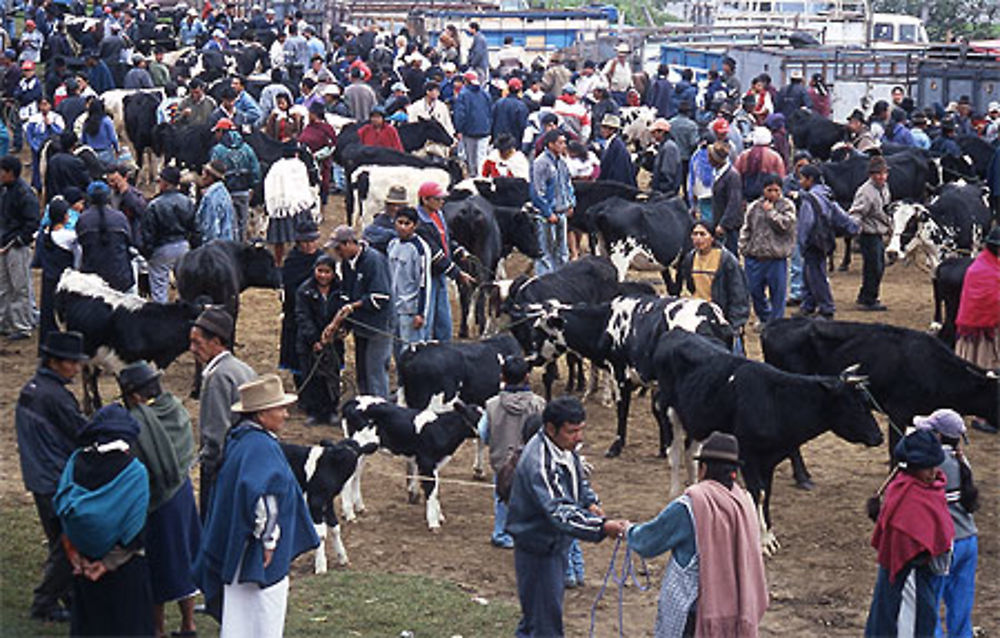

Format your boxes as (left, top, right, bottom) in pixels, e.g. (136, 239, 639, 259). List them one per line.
(506, 396, 628, 637)
(15, 331, 88, 623)
(530, 130, 575, 274)
(453, 71, 492, 177)
(491, 77, 529, 146)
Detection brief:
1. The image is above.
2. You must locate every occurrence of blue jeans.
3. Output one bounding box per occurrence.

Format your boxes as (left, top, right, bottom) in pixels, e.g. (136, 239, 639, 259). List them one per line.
(789, 244, 804, 300)
(231, 191, 250, 242)
(535, 215, 568, 275)
(492, 478, 512, 545)
(933, 535, 977, 638)
(744, 256, 788, 323)
(515, 546, 567, 638)
(148, 239, 189, 304)
(356, 333, 391, 398)
(723, 228, 740, 257)
(565, 540, 584, 582)
(801, 248, 835, 316)
(427, 274, 452, 342)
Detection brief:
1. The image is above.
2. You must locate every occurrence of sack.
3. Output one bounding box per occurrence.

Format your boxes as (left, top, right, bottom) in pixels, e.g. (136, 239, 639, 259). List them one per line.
(495, 445, 523, 504)
(801, 191, 835, 255)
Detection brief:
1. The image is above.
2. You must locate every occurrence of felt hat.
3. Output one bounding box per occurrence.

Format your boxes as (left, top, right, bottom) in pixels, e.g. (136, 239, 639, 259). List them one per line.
(600, 113, 621, 129)
(231, 374, 297, 413)
(117, 360, 162, 395)
(194, 308, 234, 343)
(385, 184, 409, 205)
(985, 225, 1000, 247)
(752, 126, 772, 146)
(894, 429, 944, 470)
(79, 404, 140, 446)
(41, 331, 88, 361)
(693, 431, 741, 463)
(615, 43, 630, 54)
(159, 166, 181, 185)
(711, 118, 729, 137)
(294, 218, 320, 242)
(913, 409, 966, 439)
(204, 159, 226, 181)
(789, 68, 804, 80)
(708, 141, 730, 164)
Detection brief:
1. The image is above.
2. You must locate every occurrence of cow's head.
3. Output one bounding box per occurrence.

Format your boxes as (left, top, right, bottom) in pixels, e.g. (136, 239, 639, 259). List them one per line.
(511, 203, 543, 258)
(340, 395, 387, 443)
(525, 301, 572, 365)
(823, 366, 884, 448)
(240, 240, 282, 289)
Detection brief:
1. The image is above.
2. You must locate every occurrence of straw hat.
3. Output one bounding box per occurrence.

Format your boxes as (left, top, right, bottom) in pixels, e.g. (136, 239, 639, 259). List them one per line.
(231, 374, 297, 413)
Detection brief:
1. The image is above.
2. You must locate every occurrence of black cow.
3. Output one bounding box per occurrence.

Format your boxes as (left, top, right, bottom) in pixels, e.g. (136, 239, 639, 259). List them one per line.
(281, 438, 377, 573)
(654, 329, 883, 553)
(54, 270, 202, 413)
(523, 295, 733, 458)
(397, 334, 522, 477)
(570, 179, 647, 238)
(504, 256, 656, 397)
(396, 119, 454, 152)
(443, 195, 542, 337)
(340, 396, 483, 530)
(762, 317, 999, 470)
(957, 135, 994, 179)
(787, 109, 846, 161)
(469, 176, 530, 208)
(931, 257, 973, 348)
(152, 122, 215, 171)
(123, 91, 162, 183)
(592, 195, 692, 293)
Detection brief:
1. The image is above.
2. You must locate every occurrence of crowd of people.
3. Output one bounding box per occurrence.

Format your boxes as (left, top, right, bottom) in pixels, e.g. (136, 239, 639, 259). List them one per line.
(1, 2, 998, 637)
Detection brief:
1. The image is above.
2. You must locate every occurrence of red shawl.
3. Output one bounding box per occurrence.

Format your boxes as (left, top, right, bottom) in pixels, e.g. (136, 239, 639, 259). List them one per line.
(871, 471, 953, 583)
(686, 481, 769, 637)
(956, 250, 1000, 337)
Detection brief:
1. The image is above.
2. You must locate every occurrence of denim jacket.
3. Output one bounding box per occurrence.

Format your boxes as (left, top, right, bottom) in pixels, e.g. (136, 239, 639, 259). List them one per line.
(530, 149, 575, 217)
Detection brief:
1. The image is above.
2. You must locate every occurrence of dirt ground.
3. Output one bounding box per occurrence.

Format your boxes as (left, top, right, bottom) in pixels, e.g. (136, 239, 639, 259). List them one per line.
(0, 194, 996, 637)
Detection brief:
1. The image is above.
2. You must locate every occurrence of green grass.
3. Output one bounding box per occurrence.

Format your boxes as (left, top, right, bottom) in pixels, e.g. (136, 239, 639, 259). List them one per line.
(0, 497, 518, 637)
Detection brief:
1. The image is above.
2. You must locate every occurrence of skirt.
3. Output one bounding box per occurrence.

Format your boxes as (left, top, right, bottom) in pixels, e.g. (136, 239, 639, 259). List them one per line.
(266, 211, 312, 245)
(955, 333, 1000, 370)
(71, 554, 154, 637)
(146, 478, 202, 604)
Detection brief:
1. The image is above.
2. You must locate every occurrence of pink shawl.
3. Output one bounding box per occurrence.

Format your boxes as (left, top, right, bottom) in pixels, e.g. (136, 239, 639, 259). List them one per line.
(686, 480, 769, 637)
(956, 250, 1000, 337)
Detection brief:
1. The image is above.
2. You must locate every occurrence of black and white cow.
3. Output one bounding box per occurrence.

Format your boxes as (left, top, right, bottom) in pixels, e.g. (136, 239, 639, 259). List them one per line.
(931, 257, 973, 348)
(886, 182, 991, 269)
(654, 329, 883, 553)
(591, 194, 692, 292)
(443, 194, 542, 337)
(569, 179, 647, 240)
(523, 295, 733, 458)
(340, 396, 482, 530)
(503, 256, 656, 397)
(281, 438, 377, 573)
(54, 270, 202, 412)
(397, 333, 523, 477)
(762, 317, 999, 470)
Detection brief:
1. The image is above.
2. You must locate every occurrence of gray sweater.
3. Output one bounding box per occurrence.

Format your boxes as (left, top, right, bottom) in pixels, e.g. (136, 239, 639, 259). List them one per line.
(848, 178, 891, 237)
(198, 351, 257, 468)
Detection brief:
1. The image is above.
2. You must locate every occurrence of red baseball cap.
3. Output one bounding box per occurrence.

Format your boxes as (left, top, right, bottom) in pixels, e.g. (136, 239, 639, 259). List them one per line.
(507, 77, 522, 91)
(212, 118, 235, 131)
(20, 60, 35, 71)
(463, 71, 478, 84)
(418, 181, 446, 199)
(711, 118, 730, 136)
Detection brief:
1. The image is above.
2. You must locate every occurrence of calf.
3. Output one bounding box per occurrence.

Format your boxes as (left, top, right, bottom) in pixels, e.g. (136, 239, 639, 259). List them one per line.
(654, 329, 883, 553)
(762, 317, 999, 470)
(397, 334, 522, 477)
(931, 257, 973, 347)
(281, 438, 377, 573)
(54, 270, 202, 412)
(524, 295, 732, 457)
(341, 396, 482, 530)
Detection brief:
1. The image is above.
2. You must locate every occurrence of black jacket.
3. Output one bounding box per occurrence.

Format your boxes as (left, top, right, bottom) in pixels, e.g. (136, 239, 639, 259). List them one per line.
(44, 152, 89, 202)
(295, 276, 345, 352)
(712, 166, 744, 233)
(339, 245, 392, 337)
(0, 178, 40, 247)
(77, 205, 134, 291)
(279, 246, 321, 372)
(15, 366, 88, 494)
(56, 94, 87, 129)
(142, 188, 196, 253)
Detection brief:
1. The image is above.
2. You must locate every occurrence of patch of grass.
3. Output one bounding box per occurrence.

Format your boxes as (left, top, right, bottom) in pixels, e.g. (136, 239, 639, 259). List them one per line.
(1, 496, 518, 637)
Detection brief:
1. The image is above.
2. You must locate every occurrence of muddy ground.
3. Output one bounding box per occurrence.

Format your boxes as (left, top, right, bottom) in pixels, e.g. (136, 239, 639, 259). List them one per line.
(0, 194, 995, 637)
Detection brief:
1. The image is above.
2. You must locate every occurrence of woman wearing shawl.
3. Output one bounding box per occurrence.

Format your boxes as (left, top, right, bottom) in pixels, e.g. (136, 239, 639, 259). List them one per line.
(193, 374, 318, 638)
(53, 404, 153, 636)
(626, 432, 768, 637)
(118, 361, 201, 638)
(865, 429, 955, 637)
(955, 227, 1000, 371)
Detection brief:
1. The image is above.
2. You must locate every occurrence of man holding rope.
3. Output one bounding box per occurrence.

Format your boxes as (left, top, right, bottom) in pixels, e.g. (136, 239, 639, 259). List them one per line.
(505, 396, 628, 637)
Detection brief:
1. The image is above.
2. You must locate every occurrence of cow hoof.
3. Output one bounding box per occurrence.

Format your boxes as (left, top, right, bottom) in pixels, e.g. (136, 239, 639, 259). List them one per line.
(472, 467, 486, 481)
(429, 526, 442, 534)
(657, 448, 668, 459)
(761, 532, 781, 556)
(605, 439, 623, 458)
(407, 492, 420, 505)
(795, 479, 815, 491)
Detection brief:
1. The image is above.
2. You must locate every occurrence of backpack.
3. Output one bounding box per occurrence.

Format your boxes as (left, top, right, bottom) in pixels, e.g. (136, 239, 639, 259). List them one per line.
(742, 171, 767, 203)
(495, 445, 522, 504)
(800, 190, 836, 255)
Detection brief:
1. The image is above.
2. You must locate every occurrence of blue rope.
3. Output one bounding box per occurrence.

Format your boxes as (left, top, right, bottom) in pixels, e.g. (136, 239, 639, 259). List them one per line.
(588, 536, 651, 638)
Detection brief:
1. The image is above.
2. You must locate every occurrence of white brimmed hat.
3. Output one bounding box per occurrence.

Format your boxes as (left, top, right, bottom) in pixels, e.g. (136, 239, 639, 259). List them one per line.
(231, 374, 297, 413)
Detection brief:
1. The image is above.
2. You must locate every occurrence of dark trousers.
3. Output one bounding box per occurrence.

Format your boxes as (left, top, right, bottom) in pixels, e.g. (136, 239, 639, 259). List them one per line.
(744, 256, 787, 323)
(199, 462, 218, 521)
(297, 341, 342, 419)
(801, 248, 835, 316)
(857, 234, 885, 305)
(355, 333, 391, 399)
(722, 228, 740, 257)
(31, 492, 73, 616)
(515, 546, 567, 638)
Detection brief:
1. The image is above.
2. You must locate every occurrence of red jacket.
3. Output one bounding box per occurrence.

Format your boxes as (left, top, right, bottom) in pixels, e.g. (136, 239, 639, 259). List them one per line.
(358, 123, 404, 152)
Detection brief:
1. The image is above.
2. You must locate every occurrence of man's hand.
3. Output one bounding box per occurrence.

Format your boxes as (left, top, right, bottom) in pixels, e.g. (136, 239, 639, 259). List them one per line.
(313, 341, 323, 352)
(548, 214, 558, 224)
(603, 519, 629, 538)
(715, 225, 726, 239)
(263, 548, 274, 568)
(588, 503, 604, 517)
(761, 200, 773, 211)
(83, 559, 108, 582)
(412, 315, 424, 329)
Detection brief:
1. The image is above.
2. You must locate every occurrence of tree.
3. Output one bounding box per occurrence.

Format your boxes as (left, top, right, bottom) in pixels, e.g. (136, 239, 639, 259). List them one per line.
(873, 0, 1000, 40)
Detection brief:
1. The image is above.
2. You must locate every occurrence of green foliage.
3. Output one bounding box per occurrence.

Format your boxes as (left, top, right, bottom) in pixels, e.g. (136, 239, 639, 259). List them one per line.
(872, 0, 1000, 40)
(539, 0, 682, 26)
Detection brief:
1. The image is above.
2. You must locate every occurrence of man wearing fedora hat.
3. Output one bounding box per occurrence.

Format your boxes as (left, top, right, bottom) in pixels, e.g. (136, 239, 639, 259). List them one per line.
(362, 184, 409, 255)
(15, 330, 89, 622)
(602, 42, 633, 105)
(143, 165, 197, 303)
(597, 112, 636, 187)
(627, 431, 768, 637)
(194, 374, 318, 637)
(189, 307, 257, 516)
(196, 159, 236, 243)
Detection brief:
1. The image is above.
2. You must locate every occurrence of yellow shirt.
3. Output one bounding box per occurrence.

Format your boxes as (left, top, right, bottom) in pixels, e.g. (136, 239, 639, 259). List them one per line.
(691, 248, 722, 301)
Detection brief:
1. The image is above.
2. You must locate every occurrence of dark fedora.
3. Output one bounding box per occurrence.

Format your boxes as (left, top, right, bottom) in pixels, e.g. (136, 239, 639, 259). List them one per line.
(117, 360, 163, 395)
(693, 431, 741, 463)
(194, 308, 234, 343)
(41, 331, 88, 361)
(294, 218, 320, 242)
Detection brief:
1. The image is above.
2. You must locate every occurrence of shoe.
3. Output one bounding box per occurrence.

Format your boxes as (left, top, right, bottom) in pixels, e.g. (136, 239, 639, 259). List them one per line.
(971, 419, 998, 434)
(490, 535, 514, 549)
(565, 575, 579, 589)
(6, 331, 30, 342)
(855, 302, 887, 312)
(795, 308, 815, 318)
(31, 607, 70, 623)
(786, 297, 802, 307)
